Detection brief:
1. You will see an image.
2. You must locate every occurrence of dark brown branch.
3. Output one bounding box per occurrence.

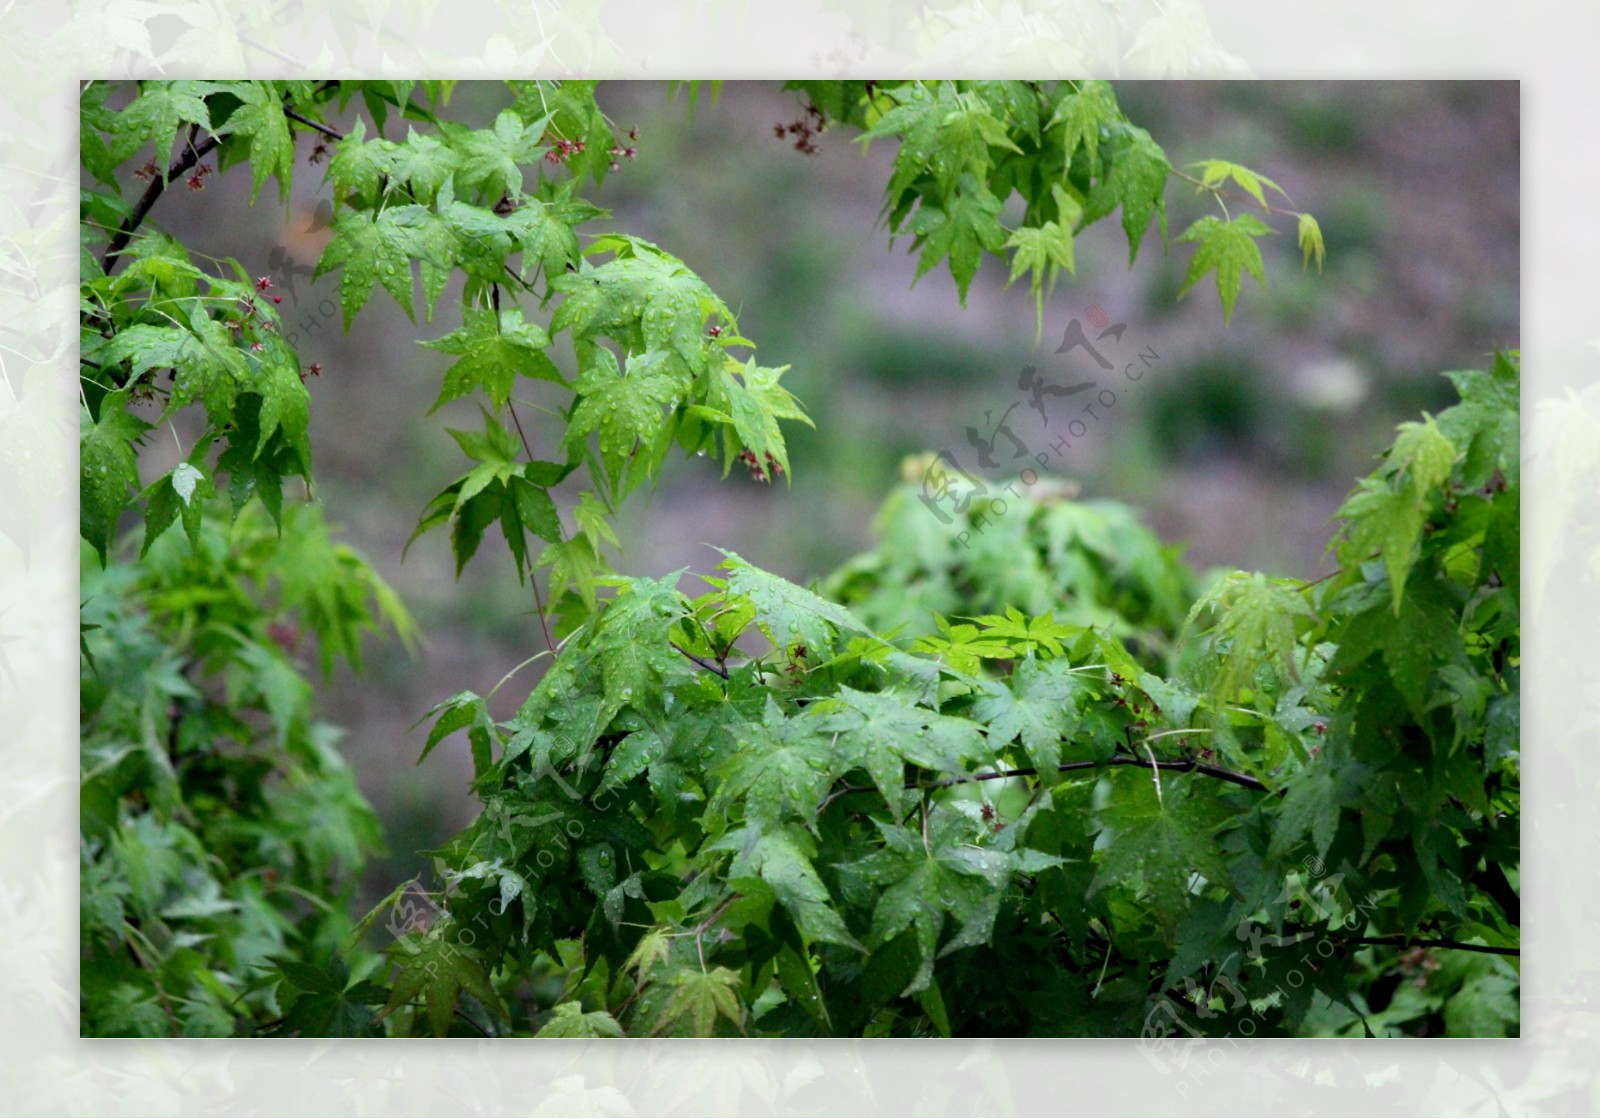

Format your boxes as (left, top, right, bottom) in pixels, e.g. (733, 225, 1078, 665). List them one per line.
(939, 754, 1266, 793)
(100, 84, 346, 275)
(822, 753, 1267, 809)
(284, 106, 343, 140)
(1351, 935, 1519, 958)
(672, 642, 730, 680)
(100, 132, 220, 273)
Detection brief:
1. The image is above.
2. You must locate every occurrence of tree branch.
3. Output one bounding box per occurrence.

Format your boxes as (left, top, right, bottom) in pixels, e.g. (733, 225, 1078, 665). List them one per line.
(672, 642, 730, 680)
(1351, 935, 1519, 958)
(822, 753, 1267, 810)
(927, 754, 1266, 792)
(100, 132, 220, 273)
(284, 106, 344, 141)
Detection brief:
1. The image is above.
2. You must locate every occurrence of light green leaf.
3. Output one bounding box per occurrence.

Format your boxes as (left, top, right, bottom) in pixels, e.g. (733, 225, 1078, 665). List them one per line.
(1175, 214, 1273, 325)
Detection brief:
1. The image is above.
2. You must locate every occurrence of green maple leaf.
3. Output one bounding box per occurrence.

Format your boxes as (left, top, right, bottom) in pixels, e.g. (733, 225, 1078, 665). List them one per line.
(965, 606, 1082, 660)
(423, 306, 562, 412)
(1090, 770, 1233, 931)
(81, 389, 150, 565)
(566, 346, 682, 494)
(415, 689, 493, 766)
(1004, 186, 1081, 333)
(408, 413, 571, 581)
(139, 460, 213, 555)
(587, 573, 687, 718)
(653, 966, 743, 1037)
(715, 551, 872, 656)
(1175, 214, 1273, 325)
(250, 351, 312, 471)
(538, 535, 608, 610)
(1189, 159, 1288, 212)
(1336, 415, 1457, 612)
(315, 208, 423, 329)
(858, 83, 948, 217)
(208, 80, 294, 203)
(1437, 351, 1519, 488)
(839, 813, 1011, 995)
(1329, 580, 1466, 719)
(501, 199, 584, 280)
(535, 1001, 625, 1038)
(930, 104, 1021, 195)
(1080, 124, 1171, 264)
(390, 206, 458, 320)
(212, 395, 301, 524)
(387, 128, 461, 204)
(908, 175, 1007, 304)
(1297, 212, 1325, 272)
(1185, 571, 1316, 701)
(1048, 79, 1119, 176)
(383, 930, 506, 1037)
(910, 615, 1018, 676)
(709, 697, 837, 825)
(814, 685, 986, 818)
(971, 656, 1087, 774)
(743, 826, 864, 951)
(165, 316, 249, 424)
(111, 81, 211, 169)
(573, 490, 619, 554)
(270, 957, 385, 1038)
(550, 237, 729, 371)
(88, 322, 247, 429)
(325, 117, 396, 206)
(694, 359, 812, 482)
(443, 108, 545, 201)
(1270, 751, 1363, 861)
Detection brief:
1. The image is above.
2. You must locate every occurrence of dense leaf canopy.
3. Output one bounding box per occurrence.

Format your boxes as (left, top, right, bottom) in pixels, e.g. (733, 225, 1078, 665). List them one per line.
(80, 79, 1515, 1039)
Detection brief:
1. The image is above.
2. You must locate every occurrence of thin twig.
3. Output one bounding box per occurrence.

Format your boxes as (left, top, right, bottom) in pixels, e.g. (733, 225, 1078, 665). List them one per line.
(100, 133, 221, 273)
(1350, 935, 1519, 958)
(284, 106, 344, 141)
(671, 642, 730, 680)
(819, 753, 1268, 811)
(453, 1007, 491, 1036)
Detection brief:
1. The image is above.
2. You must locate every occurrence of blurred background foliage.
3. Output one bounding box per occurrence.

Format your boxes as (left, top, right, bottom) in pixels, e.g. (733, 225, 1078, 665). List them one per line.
(143, 80, 1517, 902)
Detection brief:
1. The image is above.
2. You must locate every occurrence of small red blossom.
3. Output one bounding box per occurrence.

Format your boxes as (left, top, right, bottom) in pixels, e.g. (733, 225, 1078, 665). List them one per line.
(255, 275, 273, 291)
